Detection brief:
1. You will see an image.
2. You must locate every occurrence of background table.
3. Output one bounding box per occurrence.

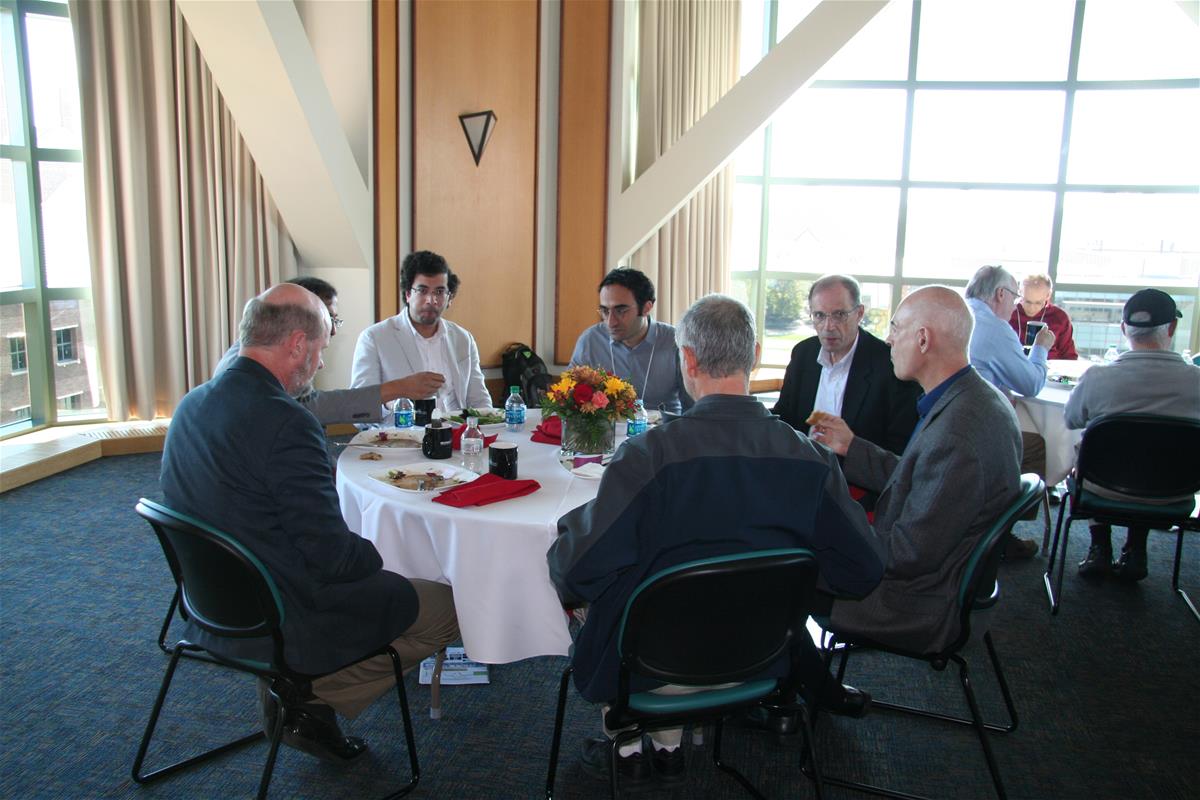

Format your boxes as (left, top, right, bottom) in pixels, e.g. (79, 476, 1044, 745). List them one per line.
(1013, 359, 1092, 486)
(336, 410, 607, 664)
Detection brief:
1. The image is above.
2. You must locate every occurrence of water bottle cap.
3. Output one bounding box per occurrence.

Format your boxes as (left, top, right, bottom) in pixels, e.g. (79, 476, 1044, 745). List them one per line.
(467, 416, 479, 425)
(509, 386, 520, 394)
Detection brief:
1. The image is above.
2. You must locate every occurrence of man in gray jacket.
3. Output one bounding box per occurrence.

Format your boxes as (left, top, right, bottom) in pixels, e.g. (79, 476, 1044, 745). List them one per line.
(812, 286, 1022, 653)
(1065, 289, 1200, 581)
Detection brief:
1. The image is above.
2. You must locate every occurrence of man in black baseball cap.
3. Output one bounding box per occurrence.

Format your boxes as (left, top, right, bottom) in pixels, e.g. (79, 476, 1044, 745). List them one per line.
(1123, 288, 1184, 328)
(1062, 287, 1198, 582)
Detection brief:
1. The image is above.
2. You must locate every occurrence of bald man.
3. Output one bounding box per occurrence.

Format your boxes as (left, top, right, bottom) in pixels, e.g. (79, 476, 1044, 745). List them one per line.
(162, 284, 458, 764)
(811, 286, 1022, 654)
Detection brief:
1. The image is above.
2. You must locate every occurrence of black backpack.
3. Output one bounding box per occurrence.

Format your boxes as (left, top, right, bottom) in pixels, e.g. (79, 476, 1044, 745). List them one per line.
(501, 343, 555, 406)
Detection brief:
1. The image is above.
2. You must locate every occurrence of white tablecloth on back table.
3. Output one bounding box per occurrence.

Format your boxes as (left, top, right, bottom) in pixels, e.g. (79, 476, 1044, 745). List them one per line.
(1013, 360, 1092, 486)
(336, 410, 605, 664)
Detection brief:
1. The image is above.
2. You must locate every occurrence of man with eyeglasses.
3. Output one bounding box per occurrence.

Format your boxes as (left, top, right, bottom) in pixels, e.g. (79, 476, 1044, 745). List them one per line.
(351, 250, 491, 416)
(569, 268, 692, 415)
(213, 276, 440, 424)
(773, 275, 921, 467)
(1008, 273, 1077, 360)
(965, 264, 1054, 560)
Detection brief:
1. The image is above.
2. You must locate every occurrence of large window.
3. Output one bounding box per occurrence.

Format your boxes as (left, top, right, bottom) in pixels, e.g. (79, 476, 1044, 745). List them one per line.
(735, 0, 1199, 368)
(0, 0, 103, 432)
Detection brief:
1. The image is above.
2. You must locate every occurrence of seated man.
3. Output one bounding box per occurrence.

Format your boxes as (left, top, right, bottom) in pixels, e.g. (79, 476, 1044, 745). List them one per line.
(965, 264, 1052, 559)
(773, 274, 921, 457)
(163, 284, 459, 762)
(549, 294, 884, 790)
(213, 276, 444, 424)
(811, 286, 1022, 653)
(570, 268, 693, 415)
(351, 251, 491, 416)
(1065, 289, 1200, 581)
(1009, 273, 1077, 360)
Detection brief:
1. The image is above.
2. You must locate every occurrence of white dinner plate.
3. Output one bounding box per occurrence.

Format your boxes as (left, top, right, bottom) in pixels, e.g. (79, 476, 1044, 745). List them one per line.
(369, 462, 479, 494)
(349, 427, 423, 448)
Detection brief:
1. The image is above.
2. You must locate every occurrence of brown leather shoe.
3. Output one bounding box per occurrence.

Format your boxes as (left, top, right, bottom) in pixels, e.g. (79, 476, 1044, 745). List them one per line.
(1004, 534, 1039, 561)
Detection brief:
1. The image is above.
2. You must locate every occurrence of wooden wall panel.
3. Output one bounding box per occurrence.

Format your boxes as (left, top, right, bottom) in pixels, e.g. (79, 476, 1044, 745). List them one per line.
(555, 0, 610, 364)
(413, 0, 538, 369)
(373, 0, 400, 321)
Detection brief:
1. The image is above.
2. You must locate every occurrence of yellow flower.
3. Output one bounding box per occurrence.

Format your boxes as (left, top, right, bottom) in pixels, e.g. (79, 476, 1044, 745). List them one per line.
(551, 376, 576, 395)
(604, 376, 626, 396)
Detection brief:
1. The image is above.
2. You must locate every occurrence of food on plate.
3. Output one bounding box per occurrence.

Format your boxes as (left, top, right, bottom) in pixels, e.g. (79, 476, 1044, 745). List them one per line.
(360, 430, 419, 448)
(447, 407, 505, 426)
(359, 451, 383, 461)
(382, 468, 466, 492)
(805, 410, 835, 427)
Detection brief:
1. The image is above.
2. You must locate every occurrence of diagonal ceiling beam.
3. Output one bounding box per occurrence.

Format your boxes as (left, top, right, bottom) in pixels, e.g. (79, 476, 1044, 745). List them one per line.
(176, 0, 372, 272)
(607, 0, 887, 265)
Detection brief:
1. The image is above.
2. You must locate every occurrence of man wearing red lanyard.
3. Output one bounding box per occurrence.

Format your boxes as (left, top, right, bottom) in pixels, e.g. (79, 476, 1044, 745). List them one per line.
(1009, 273, 1078, 360)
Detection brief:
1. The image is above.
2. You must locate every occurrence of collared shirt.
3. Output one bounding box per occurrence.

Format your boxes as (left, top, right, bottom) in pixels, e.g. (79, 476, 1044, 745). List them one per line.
(967, 297, 1048, 398)
(907, 364, 973, 449)
(812, 332, 862, 417)
(403, 311, 457, 413)
(570, 320, 693, 414)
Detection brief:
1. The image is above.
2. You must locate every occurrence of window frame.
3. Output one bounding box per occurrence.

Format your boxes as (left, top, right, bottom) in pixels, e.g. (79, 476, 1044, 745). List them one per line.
(737, 0, 1199, 369)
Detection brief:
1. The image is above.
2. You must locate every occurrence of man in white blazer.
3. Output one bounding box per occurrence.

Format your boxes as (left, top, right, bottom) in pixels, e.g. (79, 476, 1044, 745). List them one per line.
(351, 251, 492, 416)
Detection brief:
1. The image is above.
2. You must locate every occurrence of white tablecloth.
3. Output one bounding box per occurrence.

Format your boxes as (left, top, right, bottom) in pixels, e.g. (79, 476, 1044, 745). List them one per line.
(336, 410, 607, 664)
(1013, 360, 1092, 486)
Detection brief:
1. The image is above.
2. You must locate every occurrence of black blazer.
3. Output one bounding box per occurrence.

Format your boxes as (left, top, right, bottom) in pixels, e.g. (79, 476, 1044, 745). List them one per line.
(161, 357, 418, 675)
(772, 329, 921, 456)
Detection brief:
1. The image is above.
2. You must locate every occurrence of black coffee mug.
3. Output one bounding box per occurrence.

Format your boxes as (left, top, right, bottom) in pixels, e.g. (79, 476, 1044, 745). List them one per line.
(414, 398, 437, 427)
(489, 442, 518, 480)
(422, 423, 453, 460)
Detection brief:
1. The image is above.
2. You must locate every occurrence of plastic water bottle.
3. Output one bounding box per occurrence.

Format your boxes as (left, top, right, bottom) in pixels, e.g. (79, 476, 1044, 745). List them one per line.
(393, 397, 414, 428)
(1103, 346, 1119, 364)
(626, 400, 648, 437)
(461, 417, 485, 473)
(505, 386, 526, 432)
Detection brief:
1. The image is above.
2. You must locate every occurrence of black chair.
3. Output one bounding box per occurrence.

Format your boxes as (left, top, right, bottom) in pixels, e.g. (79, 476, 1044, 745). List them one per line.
(546, 548, 825, 800)
(812, 475, 1045, 800)
(132, 498, 420, 799)
(1042, 414, 1200, 618)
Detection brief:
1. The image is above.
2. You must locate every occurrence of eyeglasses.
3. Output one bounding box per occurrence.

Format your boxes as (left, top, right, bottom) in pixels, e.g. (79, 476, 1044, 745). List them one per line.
(999, 286, 1019, 300)
(598, 305, 634, 319)
(809, 307, 861, 325)
(329, 314, 345, 330)
(412, 286, 450, 301)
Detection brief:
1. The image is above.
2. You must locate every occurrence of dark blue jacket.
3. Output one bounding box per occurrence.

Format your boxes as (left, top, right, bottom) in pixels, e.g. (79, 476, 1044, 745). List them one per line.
(161, 357, 417, 675)
(548, 394, 884, 702)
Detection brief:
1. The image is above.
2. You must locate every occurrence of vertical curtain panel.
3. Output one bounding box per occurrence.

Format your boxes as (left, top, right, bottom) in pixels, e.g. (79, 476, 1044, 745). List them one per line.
(70, 0, 295, 421)
(630, 0, 740, 323)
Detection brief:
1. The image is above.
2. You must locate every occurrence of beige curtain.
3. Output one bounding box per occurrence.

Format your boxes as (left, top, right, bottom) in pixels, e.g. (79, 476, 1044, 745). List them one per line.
(630, 0, 740, 322)
(71, 0, 296, 421)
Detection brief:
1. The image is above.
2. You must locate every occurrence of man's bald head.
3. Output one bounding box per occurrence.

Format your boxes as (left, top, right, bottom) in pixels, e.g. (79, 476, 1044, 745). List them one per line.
(240, 283, 329, 348)
(887, 286, 973, 391)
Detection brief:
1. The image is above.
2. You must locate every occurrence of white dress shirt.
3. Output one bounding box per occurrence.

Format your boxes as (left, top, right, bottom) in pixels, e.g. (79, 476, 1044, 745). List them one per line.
(813, 333, 861, 417)
(403, 312, 458, 413)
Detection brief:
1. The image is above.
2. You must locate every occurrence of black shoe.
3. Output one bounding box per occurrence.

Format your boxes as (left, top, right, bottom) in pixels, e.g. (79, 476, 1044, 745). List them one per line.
(822, 685, 872, 718)
(735, 705, 800, 735)
(579, 737, 654, 791)
(1004, 534, 1039, 561)
(1078, 545, 1113, 579)
(256, 678, 279, 737)
(648, 743, 686, 788)
(1113, 548, 1148, 583)
(282, 703, 368, 764)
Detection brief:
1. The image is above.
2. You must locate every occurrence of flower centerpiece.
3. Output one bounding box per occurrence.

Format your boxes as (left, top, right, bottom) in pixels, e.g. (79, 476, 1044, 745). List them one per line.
(542, 365, 637, 459)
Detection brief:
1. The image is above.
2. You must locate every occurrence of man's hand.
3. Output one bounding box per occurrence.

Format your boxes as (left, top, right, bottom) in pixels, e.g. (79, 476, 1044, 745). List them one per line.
(1034, 325, 1056, 351)
(810, 414, 855, 456)
(380, 372, 446, 403)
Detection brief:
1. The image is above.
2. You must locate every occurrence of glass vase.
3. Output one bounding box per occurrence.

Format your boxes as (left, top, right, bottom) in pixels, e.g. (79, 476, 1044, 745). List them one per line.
(559, 415, 617, 466)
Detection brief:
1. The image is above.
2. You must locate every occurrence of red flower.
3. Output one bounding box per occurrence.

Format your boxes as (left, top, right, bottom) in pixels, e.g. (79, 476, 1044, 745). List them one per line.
(573, 383, 593, 406)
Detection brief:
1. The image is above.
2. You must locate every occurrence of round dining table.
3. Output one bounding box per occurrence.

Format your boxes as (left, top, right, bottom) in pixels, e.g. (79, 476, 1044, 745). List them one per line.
(1012, 358, 1093, 486)
(336, 409, 611, 664)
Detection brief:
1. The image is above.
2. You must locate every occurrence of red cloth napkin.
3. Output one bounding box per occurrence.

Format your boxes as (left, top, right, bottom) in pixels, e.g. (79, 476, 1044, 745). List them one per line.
(433, 473, 541, 508)
(531, 414, 562, 444)
(451, 424, 498, 451)
(848, 484, 875, 524)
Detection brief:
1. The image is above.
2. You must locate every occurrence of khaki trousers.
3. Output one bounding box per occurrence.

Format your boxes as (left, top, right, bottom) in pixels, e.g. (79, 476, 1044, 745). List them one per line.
(311, 579, 459, 719)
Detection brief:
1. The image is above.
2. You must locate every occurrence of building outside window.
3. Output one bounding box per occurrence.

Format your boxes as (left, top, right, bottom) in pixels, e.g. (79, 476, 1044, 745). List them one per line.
(55, 391, 81, 410)
(733, 0, 1199, 370)
(0, 0, 104, 432)
(7, 334, 25, 372)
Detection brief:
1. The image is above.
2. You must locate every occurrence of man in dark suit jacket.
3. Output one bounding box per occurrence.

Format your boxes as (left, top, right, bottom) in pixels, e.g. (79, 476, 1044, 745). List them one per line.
(162, 283, 458, 763)
(812, 286, 1022, 653)
(772, 275, 921, 457)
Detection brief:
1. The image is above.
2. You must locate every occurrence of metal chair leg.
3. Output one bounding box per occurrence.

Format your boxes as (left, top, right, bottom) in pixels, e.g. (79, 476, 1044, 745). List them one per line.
(954, 655, 1007, 800)
(157, 590, 180, 654)
(1041, 490, 1052, 552)
(1044, 502, 1072, 614)
(712, 717, 768, 799)
(545, 666, 573, 800)
(384, 646, 421, 799)
(1173, 529, 1200, 624)
(429, 648, 446, 720)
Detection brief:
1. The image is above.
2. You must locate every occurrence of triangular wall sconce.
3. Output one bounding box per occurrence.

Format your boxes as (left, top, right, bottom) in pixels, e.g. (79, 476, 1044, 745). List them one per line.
(459, 110, 497, 166)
